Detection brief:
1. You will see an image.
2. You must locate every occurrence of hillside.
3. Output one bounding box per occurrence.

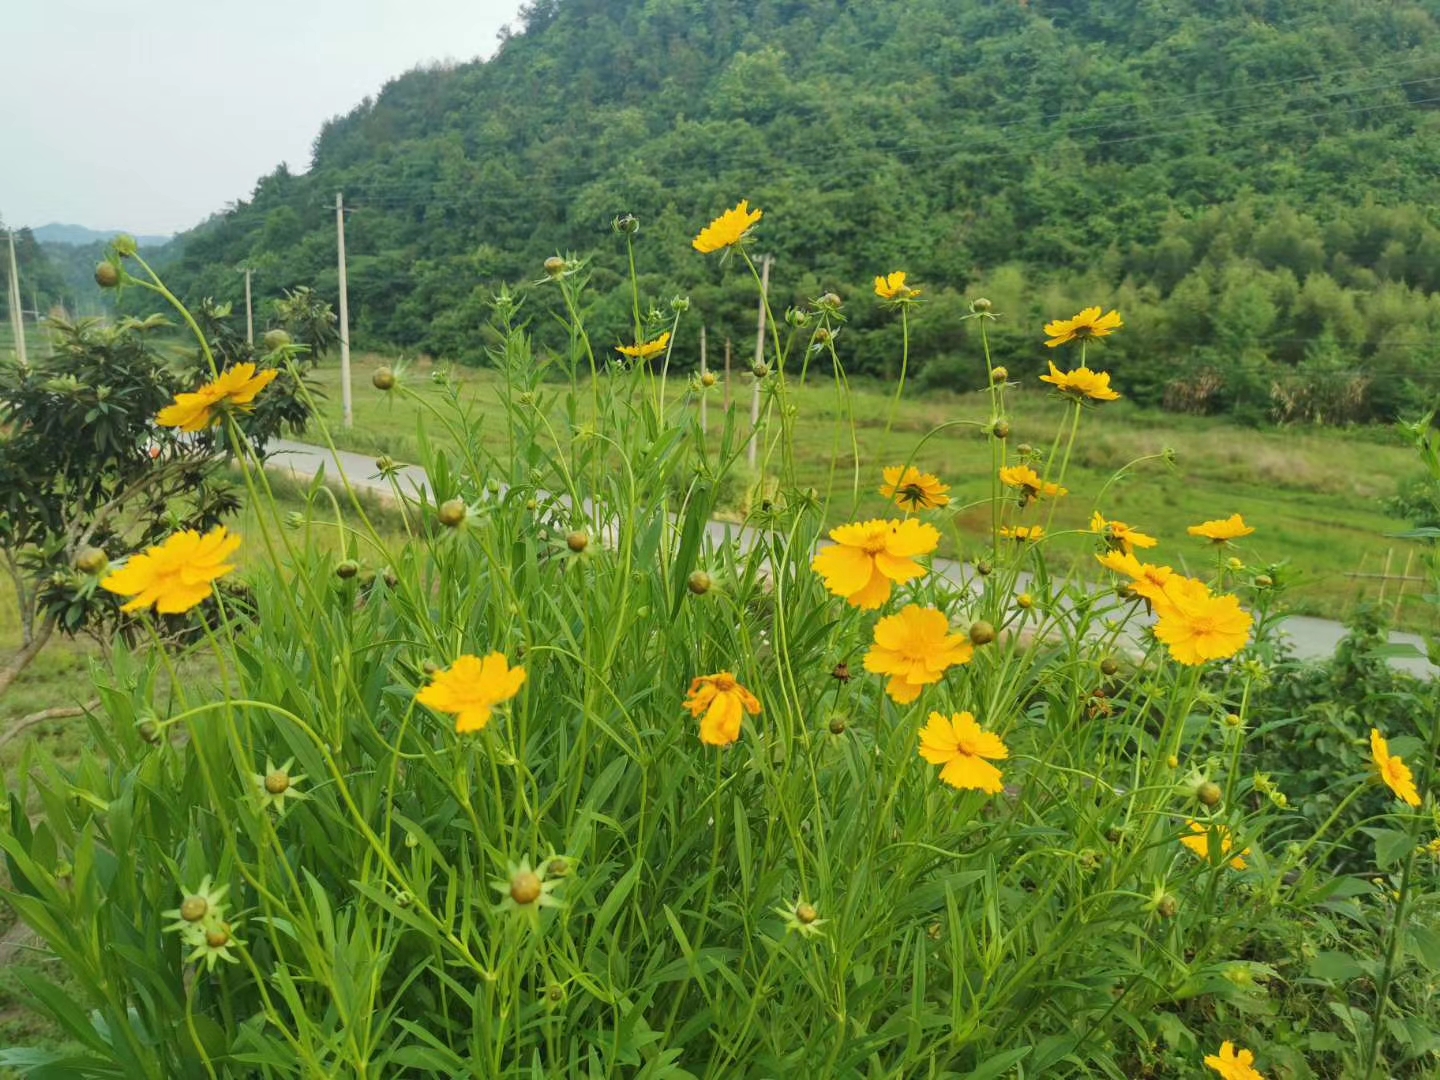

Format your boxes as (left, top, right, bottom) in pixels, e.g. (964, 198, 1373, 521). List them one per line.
(153, 0, 1440, 423)
(28, 224, 171, 247)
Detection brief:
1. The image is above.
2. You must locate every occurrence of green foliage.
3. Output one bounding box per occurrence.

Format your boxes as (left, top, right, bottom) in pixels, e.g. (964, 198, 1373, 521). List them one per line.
(141, 0, 1440, 423)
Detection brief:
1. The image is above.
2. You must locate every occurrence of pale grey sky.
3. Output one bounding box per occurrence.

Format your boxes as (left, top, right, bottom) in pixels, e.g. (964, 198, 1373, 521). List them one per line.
(2, 0, 527, 236)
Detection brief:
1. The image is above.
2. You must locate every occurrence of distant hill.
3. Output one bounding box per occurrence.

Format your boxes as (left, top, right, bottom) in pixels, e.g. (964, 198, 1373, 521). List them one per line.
(29, 223, 172, 248)
(146, 0, 1440, 423)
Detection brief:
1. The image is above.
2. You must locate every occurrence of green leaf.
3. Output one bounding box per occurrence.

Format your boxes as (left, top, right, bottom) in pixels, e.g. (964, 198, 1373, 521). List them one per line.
(1308, 950, 1365, 983)
(960, 1046, 1033, 1079)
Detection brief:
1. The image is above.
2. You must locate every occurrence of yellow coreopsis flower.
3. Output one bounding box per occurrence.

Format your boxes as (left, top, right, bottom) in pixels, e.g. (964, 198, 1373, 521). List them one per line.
(811, 518, 939, 610)
(874, 271, 922, 301)
(693, 200, 763, 254)
(999, 525, 1045, 543)
(1043, 306, 1123, 348)
(1187, 514, 1256, 543)
(1039, 361, 1121, 402)
(683, 672, 762, 746)
(1204, 1042, 1266, 1080)
(880, 466, 950, 512)
(917, 711, 1009, 794)
(998, 465, 1067, 505)
(1091, 512, 1157, 554)
(1181, 821, 1251, 870)
(863, 604, 974, 704)
(1370, 728, 1422, 807)
(616, 331, 671, 361)
(1154, 577, 1253, 665)
(100, 526, 240, 614)
(156, 363, 279, 432)
(416, 653, 527, 734)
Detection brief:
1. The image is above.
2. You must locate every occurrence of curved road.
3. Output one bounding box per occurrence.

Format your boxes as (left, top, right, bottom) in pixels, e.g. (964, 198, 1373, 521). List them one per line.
(266, 439, 1436, 678)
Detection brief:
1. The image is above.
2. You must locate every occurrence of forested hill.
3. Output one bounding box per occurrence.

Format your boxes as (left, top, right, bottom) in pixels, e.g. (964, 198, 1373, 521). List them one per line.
(158, 0, 1440, 422)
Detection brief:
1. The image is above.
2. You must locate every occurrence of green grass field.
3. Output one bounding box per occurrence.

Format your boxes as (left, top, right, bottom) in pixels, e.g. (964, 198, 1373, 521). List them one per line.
(304, 353, 1426, 624)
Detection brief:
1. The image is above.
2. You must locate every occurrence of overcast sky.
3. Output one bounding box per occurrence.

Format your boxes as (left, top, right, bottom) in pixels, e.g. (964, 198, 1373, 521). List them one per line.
(1, 0, 527, 236)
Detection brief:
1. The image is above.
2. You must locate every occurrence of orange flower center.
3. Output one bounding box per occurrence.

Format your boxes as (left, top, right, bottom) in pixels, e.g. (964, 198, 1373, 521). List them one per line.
(713, 674, 736, 691)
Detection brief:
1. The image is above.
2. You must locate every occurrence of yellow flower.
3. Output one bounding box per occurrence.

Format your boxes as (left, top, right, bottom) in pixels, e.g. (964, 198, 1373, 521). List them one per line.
(155, 363, 279, 432)
(999, 525, 1045, 542)
(874, 271, 922, 301)
(998, 465, 1067, 505)
(1154, 578, 1253, 665)
(616, 331, 671, 361)
(1043, 306, 1123, 348)
(811, 518, 939, 610)
(417, 653, 527, 734)
(100, 526, 240, 614)
(683, 672, 761, 746)
(692, 200, 762, 254)
(863, 604, 974, 704)
(917, 711, 1008, 794)
(880, 466, 950, 512)
(1091, 512, 1157, 554)
(1204, 1041, 1267, 1080)
(1371, 728, 1422, 807)
(1039, 361, 1121, 402)
(1094, 550, 1183, 613)
(1187, 514, 1256, 543)
(1181, 821, 1251, 871)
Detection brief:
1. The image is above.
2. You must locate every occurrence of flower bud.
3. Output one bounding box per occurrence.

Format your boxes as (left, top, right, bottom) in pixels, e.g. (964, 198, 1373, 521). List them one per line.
(180, 897, 209, 923)
(113, 234, 138, 258)
(991, 420, 1011, 440)
(819, 292, 842, 308)
(382, 566, 399, 588)
(1224, 712, 1243, 728)
(94, 262, 120, 288)
(205, 925, 231, 949)
(671, 294, 690, 313)
(74, 546, 108, 574)
(827, 714, 847, 735)
(372, 367, 396, 391)
(613, 213, 639, 234)
(1015, 443, 1035, 458)
(137, 718, 163, 745)
(969, 620, 996, 646)
(1166, 754, 1179, 768)
(971, 297, 992, 312)
(1254, 574, 1273, 589)
(510, 871, 542, 905)
(785, 307, 810, 328)
(438, 499, 467, 528)
(1100, 657, 1120, 676)
(335, 559, 360, 580)
(975, 560, 993, 576)
(262, 329, 292, 352)
(1157, 894, 1179, 919)
(795, 902, 818, 925)
(751, 361, 770, 378)
(1197, 781, 1223, 808)
(283, 511, 306, 531)
(1226, 557, 1244, 572)
(700, 371, 717, 388)
(546, 856, 573, 878)
(264, 769, 291, 795)
(546, 983, 566, 1004)
(566, 531, 589, 553)
(543, 256, 566, 278)
(990, 366, 1009, 383)
(687, 570, 711, 595)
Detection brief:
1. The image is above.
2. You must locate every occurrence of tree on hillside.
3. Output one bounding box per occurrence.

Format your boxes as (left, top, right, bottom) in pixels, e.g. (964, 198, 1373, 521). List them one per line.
(0, 256, 337, 699)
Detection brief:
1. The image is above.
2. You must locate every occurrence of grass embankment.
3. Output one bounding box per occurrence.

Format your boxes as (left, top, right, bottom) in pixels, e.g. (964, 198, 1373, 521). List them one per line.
(306, 354, 1424, 624)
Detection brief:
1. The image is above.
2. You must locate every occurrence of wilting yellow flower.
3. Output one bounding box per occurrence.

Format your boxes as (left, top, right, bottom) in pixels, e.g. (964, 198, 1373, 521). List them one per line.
(1204, 1041, 1266, 1080)
(1039, 361, 1121, 402)
(812, 519, 939, 609)
(999, 525, 1045, 543)
(1154, 577, 1253, 665)
(874, 271, 922, 301)
(1043, 307, 1123, 348)
(1091, 512, 1157, 554)
(863, 604, 974, 704)
(417, 653, 527, 734)
(101, 526, 240, 614)
(683, 672, 762, 746)
(156, 363, 279, 432)
(1371, 728, 1422, 807)
(1181, 820, 1251, 870)
(918, 711, 1008, 793)
(998, 465, 1067, 505)
(693, 200, 763, 254)
(1188, 514, 1255, 543)
(616, 331, 671, 361)
(881, 466, 950, 512)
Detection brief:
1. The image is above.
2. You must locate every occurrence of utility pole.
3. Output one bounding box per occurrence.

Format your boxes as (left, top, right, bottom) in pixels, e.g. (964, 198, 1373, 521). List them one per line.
(748, 254, 772, 469)
(244, 268, 254, 346)
(5, 231, 27, 367)
(335, 192, 353, 427)
(699, 325, 708, 436)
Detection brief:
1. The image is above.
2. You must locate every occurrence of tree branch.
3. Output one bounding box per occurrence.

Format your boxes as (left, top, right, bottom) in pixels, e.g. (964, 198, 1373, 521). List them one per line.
(0, 699, 98, 748)
(0, 616, 56, 700)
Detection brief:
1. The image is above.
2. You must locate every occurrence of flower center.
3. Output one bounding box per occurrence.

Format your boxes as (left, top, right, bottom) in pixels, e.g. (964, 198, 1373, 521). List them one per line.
(713, 674, 736, 691)
(900, 484, 928, 505)
(511, 872, 543, 905)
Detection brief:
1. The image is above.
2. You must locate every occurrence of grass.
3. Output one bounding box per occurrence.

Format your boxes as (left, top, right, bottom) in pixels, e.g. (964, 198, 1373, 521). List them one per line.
(305, 352, 1425, 624)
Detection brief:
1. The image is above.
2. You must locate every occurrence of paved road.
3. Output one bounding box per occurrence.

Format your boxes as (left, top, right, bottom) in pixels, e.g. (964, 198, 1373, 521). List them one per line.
(266, 439, 1437, 677)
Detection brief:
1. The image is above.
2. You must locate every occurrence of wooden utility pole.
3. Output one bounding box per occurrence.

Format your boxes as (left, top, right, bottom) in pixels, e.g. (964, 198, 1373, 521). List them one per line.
(5, 231, 27, 367)
(244, 268, 254, 345)
(335, 192, 353, 427)
(748, 254, 772, 468)
(699, 325, 708, 436)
